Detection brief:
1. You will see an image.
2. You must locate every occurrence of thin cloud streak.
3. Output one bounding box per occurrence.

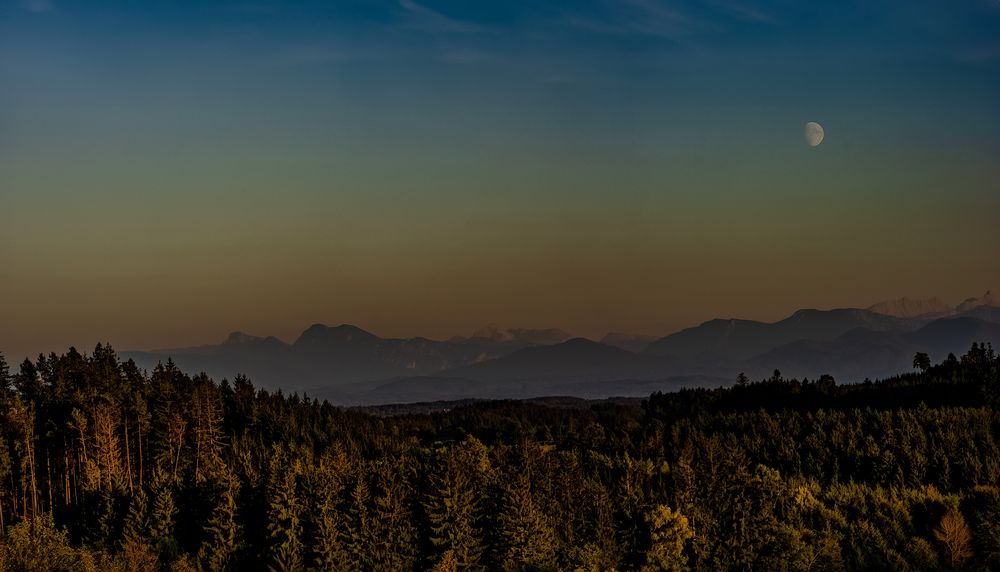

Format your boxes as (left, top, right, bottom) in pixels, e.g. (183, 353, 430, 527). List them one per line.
(710, 0, 777, 24)
(557, 0, 713, 40)
(397, 0, 481, 34)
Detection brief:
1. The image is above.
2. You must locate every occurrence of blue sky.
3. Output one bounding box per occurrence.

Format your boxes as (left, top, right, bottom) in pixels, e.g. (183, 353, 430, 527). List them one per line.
(1, 0, 999, 358)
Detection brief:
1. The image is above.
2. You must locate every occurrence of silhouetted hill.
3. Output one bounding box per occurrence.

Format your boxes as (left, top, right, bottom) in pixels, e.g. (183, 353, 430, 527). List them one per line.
(123, 323, 553, 392)
(865, 292, 996, 319)
(744, 317, 1000, 380)
(641, 308, 914, 362)
(443, 338, 668, 382)
(127, 331, 298, 389)
(452, 324, 572, 345)
(867, 296, 952, 318)
(600, 332, 657, 352)
(328, 372, 725, 405)
(294, 323, 381, 349)
(908, 316, 1000, 349)
(957, 304, 1000, 323)
(957, 290, 994, 312)
(121, 302, 1000, 404)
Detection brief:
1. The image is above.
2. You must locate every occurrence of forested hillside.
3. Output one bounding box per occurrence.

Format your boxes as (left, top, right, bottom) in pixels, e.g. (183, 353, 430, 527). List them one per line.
(0, 344, 998, 570)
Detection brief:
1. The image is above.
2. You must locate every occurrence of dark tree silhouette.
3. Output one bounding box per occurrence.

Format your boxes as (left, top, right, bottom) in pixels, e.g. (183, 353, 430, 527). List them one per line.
(0, 343, 996, 569)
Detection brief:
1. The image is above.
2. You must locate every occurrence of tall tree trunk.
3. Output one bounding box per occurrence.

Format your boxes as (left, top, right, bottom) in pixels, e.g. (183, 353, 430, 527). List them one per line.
(72, 445, 79, 507)
(63, 437, 71, 507)
(9, 473, 17, 519)
(124, 421, 134, 493)
(30, 443, 39, 516)
(195, 418, 202, 483)
(46, 448, 53, 513)
(137, 418, 144, 487)
(173, 442, 182, 485)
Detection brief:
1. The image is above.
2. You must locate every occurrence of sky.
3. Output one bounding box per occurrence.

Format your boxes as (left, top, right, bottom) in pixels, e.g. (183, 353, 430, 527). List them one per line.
(2, 0, 999, 360)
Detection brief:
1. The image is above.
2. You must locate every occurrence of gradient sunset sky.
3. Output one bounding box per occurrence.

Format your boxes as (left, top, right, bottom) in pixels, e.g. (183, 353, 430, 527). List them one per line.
(2, 0, 999, 360)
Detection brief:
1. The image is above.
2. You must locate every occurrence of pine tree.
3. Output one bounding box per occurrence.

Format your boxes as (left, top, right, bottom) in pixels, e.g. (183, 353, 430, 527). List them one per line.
(497, 473, 557, 571)
(0, 439, 10, 535)
(345, 467, 373, 568)
(0, 353, 9, 393)
(424, 445, 483, 568)
(266, 449, 303, 572)
(122, 487, 149, 543)
(430, 549, 458, 572)
(308, 448, 350, 570)
(199, 466, 241, 572)
(150, 361, 189, 487)
(191, 380, 226, 485)
(7, 395, 39, 518)
(369, 458, 419, 571)
(93, 403, 123, 492)
(148, 469, 178, 559)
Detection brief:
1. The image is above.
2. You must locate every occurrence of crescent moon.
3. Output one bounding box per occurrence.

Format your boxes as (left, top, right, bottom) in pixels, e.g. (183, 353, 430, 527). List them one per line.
(805, 122, 824, 147)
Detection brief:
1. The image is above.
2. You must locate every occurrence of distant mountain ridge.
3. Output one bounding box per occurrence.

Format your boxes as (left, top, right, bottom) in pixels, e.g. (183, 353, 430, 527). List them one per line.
(125, 323, 553, 393)
(743, 316, 1000, 381)
(866, 297, 952, 318)
(121, 292, 999, 405)
(600, 332, 658, 352)
(640, 308, 915, 362)
(866, 291, 994, 318)
(329, 312, 1000, 405)
(445, 338, 667, 382)
(450, 324, 572, 345)
(957, 290, 995, 313)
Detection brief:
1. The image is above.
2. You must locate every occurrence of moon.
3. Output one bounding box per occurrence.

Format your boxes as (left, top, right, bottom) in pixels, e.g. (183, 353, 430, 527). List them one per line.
(805, 122, 825, 147)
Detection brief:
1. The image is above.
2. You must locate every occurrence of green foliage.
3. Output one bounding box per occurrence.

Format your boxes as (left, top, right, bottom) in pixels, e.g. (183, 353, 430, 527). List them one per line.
(934, 507, 973, 568)
(641, 505, 693, 571)
(198, 467, 241, 571)
(913, 352, 931, 372)
(0, 514, 97, 572)
(0, 343, 997, 569)
(148, 472, 177, 545)
(304, 446, 350, 569)
(498, 473, 558, 570)
(266, 448, 303, 572)
(424, 439, 486, 568)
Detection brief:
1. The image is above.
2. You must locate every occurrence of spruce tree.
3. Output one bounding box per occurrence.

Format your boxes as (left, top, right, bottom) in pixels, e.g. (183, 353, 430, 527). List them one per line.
(199, 467, 241, 572)
(424, 445, 483, 568)
(266, 448, 303, 572)
(308, 448, 350, 570)
(497, 473, 557, 570)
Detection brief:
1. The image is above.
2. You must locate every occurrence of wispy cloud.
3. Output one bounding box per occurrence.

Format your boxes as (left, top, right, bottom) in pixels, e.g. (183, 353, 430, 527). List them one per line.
(556, 0, 777, 39)
(217, 3, 283, 16)
(710, 0, 777, 24)
(560, 0, 707, 40)
(398, 0, 480, 34)
(22, 0, 54, 13)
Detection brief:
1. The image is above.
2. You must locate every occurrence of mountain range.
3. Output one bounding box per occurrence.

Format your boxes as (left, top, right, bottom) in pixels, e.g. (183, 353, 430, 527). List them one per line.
(122, 292, 999, 405)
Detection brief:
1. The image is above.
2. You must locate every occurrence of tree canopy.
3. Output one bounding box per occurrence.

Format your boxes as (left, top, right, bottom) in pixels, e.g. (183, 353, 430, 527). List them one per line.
(0, 342, 997, 570)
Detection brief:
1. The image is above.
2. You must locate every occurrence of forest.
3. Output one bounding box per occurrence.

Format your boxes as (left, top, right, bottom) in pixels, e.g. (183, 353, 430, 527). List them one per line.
(0, 343, 997, 571)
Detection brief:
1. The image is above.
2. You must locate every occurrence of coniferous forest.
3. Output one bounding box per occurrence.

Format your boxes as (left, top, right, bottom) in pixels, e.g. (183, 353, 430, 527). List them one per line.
(0, 344, 998, 571)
